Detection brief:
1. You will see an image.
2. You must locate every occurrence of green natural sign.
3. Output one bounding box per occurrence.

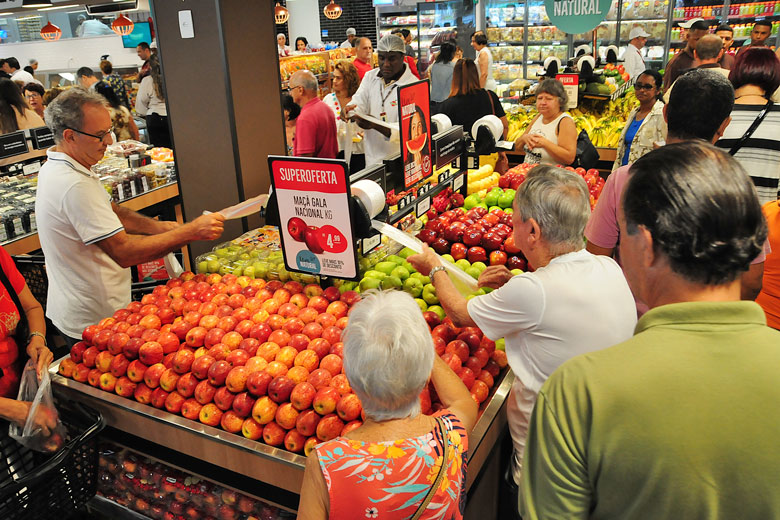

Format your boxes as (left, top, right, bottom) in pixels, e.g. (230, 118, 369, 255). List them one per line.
(544, 0, 613, 34)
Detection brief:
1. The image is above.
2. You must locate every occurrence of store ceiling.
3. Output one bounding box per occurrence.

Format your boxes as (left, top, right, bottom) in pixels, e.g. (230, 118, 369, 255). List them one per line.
(0, 0, 149, 15)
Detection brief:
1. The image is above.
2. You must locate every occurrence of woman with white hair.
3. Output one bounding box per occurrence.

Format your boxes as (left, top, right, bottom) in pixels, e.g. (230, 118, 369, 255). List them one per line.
(278, 33, 291, 57)
(298, 290, 478, 520)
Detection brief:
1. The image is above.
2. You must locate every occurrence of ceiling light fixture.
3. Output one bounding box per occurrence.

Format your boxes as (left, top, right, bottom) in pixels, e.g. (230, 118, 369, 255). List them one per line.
(40, 21, 61, 41)
(111, 13, 134, 35)
(323, 0, 342, 19)
(274, 3, 289, 24)
(22, 0, 53, 7)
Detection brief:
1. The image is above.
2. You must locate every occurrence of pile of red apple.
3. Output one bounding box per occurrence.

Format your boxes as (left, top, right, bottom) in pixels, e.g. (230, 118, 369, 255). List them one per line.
(502, 164, 606, 210)
(57, 272, 506, 456)
(418, 206, 528, 271)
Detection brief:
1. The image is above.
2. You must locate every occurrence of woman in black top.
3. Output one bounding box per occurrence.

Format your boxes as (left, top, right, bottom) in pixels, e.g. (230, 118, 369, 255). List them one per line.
(433, 59, 508, 139)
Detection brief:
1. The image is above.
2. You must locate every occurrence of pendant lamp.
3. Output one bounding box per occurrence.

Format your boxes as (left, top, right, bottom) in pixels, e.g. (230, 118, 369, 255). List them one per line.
(323, 1, 343, 19)
(40, 21, 62, 41)
(111, 14, 134, 36)
(274, 3, 289, 24)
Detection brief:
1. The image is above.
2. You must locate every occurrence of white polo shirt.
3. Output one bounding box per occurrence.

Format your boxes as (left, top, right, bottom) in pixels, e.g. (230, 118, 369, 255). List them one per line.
(467, 248, 636, 481)
(10, 69, 42, 86)
(36, 149, 130, 339)
(349, 63, 418, 166)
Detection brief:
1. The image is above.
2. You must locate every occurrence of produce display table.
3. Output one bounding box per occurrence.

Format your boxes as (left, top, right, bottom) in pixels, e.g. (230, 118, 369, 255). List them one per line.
(3, 183, 191, 271)
(49, 357, 513, 516)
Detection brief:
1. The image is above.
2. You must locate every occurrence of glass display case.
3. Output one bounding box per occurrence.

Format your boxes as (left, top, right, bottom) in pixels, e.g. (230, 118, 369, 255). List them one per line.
(378, 10, 420, 54)
(485, 1, 527, 103)
(416, 1, 477, 75)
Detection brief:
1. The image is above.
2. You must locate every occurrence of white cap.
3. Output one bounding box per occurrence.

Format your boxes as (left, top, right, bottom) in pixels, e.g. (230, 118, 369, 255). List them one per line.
(346, 27, 356, 36)
(377, 34, 406, 53)
(678, 17, 705, 29)
(629, 26, 651, 39)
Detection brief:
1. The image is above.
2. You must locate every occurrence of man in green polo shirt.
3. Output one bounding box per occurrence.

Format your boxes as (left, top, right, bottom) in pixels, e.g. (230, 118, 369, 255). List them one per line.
(521, 141, 780, 519)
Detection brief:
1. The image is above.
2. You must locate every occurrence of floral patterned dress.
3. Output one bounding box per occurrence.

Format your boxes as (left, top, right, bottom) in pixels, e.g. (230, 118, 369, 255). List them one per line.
(315, 410, 468, 520)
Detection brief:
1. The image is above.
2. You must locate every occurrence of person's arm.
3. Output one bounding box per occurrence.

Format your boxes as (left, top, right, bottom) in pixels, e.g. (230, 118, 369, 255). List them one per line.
(531, 116, 577, 165)
(477, 265, 514, 289)
(112, 203, 179, 235)
(18, 284, 52, 378)
(500, 115, 509, 139)
(585, 241, 614, 258)
(741, 261, 763, 300)
(96, 213, 224, 269)
(514, 114, 541, 150)
(128, 116, 140, 141)
(135, 78, 150, 116)
(407, 244, 476, 327)
(477, 50, 489, 88)
(298, 451, 329, 520)
(0, 397, 56, 435)
(430, 355, 478, 434)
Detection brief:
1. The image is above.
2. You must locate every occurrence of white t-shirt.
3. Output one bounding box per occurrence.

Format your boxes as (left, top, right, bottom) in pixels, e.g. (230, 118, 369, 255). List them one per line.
(623, 42, 646, 80)
(523, 112, 573, 165)
(349, 64, 419, 166)
(340, 39, 353, 49)
(475, 47, 497, 91)
(10, 69, 41, 86)
(467, 248, 636, 481)
(36, 149, 131, 339)
(135, 75, 167, 116)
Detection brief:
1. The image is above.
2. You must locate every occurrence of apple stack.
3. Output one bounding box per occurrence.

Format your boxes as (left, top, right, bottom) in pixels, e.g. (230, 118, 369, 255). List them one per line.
(501, 164, 606, 209)
(98, 443, 292, 519)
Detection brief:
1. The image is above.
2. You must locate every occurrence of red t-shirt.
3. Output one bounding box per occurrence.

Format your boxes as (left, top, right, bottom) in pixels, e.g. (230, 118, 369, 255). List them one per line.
(0, 246, 25, 397)
(353, 58, 374, 80)
(293, 97, 338, 159)
(405, 56, 420, 79)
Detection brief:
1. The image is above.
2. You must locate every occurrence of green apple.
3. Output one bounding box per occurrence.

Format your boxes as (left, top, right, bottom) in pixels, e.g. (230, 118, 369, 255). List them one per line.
(472, 261, 487, 273)
(403, 277, 424, 297)
(422, 284, 439, 305)
(484, 190, 500, 207)
(219, 264, 232, 276)
(442, 254, 455, 264)
(496, 338, 506, 351)
(391, 266, 410, 281)
(381, 275, 403, 290)
(197, 260, 208, 273)
(253, 262, 269, 279)
(466, 294, 477, 300)
(464, 194, 481, 210)
(231, 265, 243, 276)
(489, 206, 501, 213)
(359, 257, 372, 273)
(498, 189, 516, 209)
(427, 305, 445, 320)
(482, 287, 493, 293)
(505, 207, 513, 214)
(399, 247, 416, 259)
(455, 259, 471, 271)
(215, 247, 231, 258)
(364, 270, 387, 280)
(465, 266, 481, 279)
(410, 272, 431, 284)
(207, 260, 221, 273)
(472, 288, 487, 296)
(510, 268, 523, 276)
(277, 268, 290, 282)
(242, 265, 255, 278)
(359, 277, 383, 291)
(414, 298, 428, 311)
(385, 255, 405, 265)
(401, 261, 415, 273)
(375, 262, 397, 275)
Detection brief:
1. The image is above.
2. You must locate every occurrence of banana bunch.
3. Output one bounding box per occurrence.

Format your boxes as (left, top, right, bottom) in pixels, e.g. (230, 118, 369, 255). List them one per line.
(506, 110, 535, 142)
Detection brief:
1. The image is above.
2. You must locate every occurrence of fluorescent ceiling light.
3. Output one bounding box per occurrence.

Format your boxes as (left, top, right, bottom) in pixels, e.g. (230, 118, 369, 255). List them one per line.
(39, 4, 79, 10)
(22, 0, 53, 8)
(0, 12, 13, 16)
(17, 15, 43, 20)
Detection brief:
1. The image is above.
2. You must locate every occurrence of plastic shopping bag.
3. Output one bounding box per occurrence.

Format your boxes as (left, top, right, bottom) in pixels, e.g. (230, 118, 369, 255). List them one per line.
(9, 360, 67, 452)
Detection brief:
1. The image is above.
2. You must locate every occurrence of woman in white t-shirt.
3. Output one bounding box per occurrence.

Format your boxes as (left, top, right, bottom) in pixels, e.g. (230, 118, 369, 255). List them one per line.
(471, 32, 497, 91)
(515, 79, 577, 166)
(322, 60, 365, 172)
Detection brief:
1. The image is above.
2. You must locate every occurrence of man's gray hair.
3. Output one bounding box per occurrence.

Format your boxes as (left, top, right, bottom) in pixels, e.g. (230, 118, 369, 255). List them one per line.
(44, 88, 107, 144)
(290, 70, 318, 93)
(514, 165, 590, 254)
(343, 290, 434, 421)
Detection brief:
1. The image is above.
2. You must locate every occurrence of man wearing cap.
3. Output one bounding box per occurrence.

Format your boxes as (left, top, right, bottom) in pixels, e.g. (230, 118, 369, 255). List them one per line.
(624, 27, 650, 80)
(344, 34, 418, 167)
(736, 20, 773, 57)
(663, 18, 710, 90)
(341, 28, 357, 49)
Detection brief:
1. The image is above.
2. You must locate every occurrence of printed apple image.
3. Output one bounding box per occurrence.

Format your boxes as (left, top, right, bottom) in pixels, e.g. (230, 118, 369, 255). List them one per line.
(304, 226, 324, 254)
(287, 217, 306, 242)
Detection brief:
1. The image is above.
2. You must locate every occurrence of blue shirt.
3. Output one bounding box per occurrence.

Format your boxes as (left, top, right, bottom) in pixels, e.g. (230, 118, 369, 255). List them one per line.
(621, 117, 643, 166)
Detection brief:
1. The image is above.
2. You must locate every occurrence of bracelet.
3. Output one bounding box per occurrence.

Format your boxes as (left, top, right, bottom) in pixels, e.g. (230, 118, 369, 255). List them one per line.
(429, 265, 447, 279)
(28, 331, 46, 347)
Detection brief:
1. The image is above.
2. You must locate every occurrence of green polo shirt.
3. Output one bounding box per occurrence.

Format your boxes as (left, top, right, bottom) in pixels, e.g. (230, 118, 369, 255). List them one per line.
(521, 301, 780, 519)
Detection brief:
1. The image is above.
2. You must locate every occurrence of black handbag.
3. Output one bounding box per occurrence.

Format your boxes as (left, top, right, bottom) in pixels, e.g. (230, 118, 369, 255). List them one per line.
(572, 130, 599, 170)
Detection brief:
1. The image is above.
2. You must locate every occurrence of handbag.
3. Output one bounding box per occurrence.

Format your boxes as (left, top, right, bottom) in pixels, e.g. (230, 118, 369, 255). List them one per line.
(410, 416, 450, 520)
(729, 99, 773, 156)
(485, 90, 509, 173)
(572, 130, 599, 170)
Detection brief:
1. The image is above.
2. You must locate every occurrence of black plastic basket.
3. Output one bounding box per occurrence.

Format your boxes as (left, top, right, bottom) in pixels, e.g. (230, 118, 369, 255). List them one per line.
(0, 400, 105, 520)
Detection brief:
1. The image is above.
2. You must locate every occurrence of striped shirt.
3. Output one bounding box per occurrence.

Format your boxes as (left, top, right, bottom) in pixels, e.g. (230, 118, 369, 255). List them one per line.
(716, 103, 780, 205)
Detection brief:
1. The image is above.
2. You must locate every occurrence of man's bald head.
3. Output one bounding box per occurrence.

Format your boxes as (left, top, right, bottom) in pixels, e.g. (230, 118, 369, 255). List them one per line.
(695, 34, 724, 62)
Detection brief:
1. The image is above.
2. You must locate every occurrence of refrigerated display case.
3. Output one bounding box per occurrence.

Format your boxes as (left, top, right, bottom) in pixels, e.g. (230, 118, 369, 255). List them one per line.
(485, 1, 527, 102)
(378, 10, 421, 57)
(617, 0, 671, 67)
(416, 1, 478, 76)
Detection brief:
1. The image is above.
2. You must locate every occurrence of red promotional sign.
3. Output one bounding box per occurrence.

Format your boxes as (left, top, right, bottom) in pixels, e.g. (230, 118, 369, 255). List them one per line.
(398, 80, 433, 190)
(556, 74, 579, 110)
(268, 156, 358, 279)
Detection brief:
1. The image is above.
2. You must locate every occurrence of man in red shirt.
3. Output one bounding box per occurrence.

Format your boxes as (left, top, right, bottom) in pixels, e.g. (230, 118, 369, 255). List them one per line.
(353, 37, 374, 80)
(289, 70, 338, 158)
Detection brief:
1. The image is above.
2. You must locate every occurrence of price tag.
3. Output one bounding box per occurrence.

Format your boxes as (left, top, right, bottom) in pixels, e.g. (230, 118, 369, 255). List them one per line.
(453, 173, 464, 192)
(117, 184, 125, 200)
(141, 177, 150, 192)
(129, 182, 137, 198)
(22, 161, 40, 175)
(416, 196, 431, 218)
(398, 197, 408, 210)
(438, 171, 451, 183)
(362, 234, 381, 254)
(418, 183, 431, 196)
(468, 156, 479, 169)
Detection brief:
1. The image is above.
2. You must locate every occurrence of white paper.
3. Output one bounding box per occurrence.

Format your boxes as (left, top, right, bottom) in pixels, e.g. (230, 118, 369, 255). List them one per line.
(207, 193, 269, 220)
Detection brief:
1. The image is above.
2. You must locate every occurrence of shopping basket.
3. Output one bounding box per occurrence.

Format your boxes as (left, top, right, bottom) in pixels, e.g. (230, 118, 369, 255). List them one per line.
(0, 400, 104, 520)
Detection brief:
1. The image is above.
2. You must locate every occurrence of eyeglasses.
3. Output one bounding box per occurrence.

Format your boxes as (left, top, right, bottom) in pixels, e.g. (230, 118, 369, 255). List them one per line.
(65, 125, 114, 142)
(635, 83, 656, 90)
(24, 93, 41, 99)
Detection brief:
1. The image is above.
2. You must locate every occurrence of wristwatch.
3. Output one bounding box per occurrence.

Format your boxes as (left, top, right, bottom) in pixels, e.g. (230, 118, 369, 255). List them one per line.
(28, 331, 46, 347)
(429, 265, 447, 280)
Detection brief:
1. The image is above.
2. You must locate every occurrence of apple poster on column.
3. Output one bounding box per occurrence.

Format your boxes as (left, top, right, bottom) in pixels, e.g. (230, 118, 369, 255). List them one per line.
(398, 80, 433, 190)
(269, 157, 358, 279)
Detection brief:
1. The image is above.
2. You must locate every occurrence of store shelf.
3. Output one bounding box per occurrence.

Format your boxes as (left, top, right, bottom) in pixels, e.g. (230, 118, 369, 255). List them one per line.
(50, 357, 514, 496)
(88, 495, 152, 520)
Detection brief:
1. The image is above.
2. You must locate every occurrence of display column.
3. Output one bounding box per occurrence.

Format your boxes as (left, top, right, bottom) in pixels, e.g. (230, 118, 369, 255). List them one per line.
(151, 0, 286, 260)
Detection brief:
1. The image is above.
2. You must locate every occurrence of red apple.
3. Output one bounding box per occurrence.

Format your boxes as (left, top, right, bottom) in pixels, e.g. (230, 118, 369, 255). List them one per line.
(336, 393, 362, 422)
(115, 376, 137, 398)
(159, 368, 180, 392)
(246, 370, 273, 397)
(268, 375, 295, 403)
(308, 368, 332, 390)
(199, 403, 223, 427)
(172, 349, 195, 374)
(176, 372, 199, 398)
(290, 381, 317, 410)
(191, 354, 215, 379)
(194, 380, 217, 405)
(313, 387, 340, 415)
(251, 396, 278, 425)
(316, 413, 344, 441)
(275, 402, 300, 430)
(232, 391, 255, 418)
(319, 354, 343, 377)
(467, 246, 488, 263)
(262, 421, 286, 447)
(143, 362, 166, 389)
(284, 430, 306, 453)
(225, 366, 249, 393)
(208, 360, 231, 386)
(330, 374, 352, 395)
(241, 417, 264, 440)
(214, 386, 236, 411)
(151, 387, 169, 409)
(138, 341, 164, 366)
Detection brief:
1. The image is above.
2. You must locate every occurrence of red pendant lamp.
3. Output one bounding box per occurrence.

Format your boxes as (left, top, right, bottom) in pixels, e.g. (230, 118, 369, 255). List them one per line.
(111, 14, 134, 36)
(40, 21, 62, 41)
(323, 1, 343, 19)
(274, 3, 289, 24)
